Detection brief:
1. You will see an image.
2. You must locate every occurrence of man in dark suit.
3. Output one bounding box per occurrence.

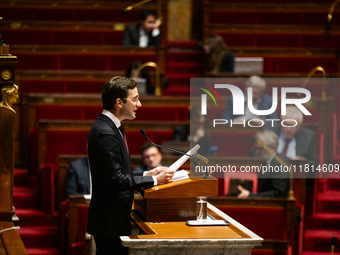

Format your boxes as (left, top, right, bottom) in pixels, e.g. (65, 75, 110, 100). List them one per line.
(87, 76, 174, 255)
(66, 157, 91, 195)
(122, 10, 161, 47)
(274, 106, 319, 169)
(238, 130, 290, 198)
(222, 75, 277, 122)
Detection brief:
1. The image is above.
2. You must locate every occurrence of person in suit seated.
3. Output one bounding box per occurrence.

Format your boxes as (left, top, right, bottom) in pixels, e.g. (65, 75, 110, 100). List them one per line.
(172, 106, 211, 157)
(66, 157, 91, 196)
(222, 75, 278, 123)
(86, 76, 174, 255)
(204, 34, 235, 73)
(238, 130, 290, 198)
(272, 106, 319, 170)
(134, 143, 165, 174)
(122, 10, 161, 47)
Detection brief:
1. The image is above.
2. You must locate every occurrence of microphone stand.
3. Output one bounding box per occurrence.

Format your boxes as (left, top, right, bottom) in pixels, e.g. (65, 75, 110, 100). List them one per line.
(251, 137, 295, 200)
(140, 129, 211, 178)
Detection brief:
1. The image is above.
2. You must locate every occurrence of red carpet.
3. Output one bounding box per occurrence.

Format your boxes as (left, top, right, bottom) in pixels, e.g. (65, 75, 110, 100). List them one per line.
(13, 169, 61, 255)
(302, 178, 340, 254)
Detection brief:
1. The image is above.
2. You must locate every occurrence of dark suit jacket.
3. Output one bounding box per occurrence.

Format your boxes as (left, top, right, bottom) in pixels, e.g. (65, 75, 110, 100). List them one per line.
(270, 125, 319, 169)
(222, 93, 278, 121)
(249, 153, 290, 198)
(122, 23, 161, 47)
(87, 114, 154, 238)
(66, 157, 91, 196)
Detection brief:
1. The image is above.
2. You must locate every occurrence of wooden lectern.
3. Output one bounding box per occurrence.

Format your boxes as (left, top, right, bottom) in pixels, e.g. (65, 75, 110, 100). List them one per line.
(133, 176, 218, 222)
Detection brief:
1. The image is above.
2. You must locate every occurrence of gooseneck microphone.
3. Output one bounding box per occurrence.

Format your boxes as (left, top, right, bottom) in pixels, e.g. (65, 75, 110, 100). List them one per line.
(141, 128, 193, 158)
(140, 129, 209, 176)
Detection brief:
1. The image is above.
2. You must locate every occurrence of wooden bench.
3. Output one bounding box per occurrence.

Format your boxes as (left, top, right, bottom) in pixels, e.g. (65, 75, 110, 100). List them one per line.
(31, 120, 176, 174)
(0, 1, 161, 23)
(18, 94, 190, 166)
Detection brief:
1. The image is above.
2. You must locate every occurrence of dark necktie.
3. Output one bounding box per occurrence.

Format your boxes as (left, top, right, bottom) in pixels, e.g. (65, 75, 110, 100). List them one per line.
(281, 138, 291, 157)
(118, 125, 129, 152)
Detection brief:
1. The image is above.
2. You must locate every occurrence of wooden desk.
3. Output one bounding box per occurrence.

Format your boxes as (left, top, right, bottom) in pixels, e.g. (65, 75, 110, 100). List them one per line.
(0, 222, 27, 255)
(209, 196, 295, 254)
(123, 203, 262, 255)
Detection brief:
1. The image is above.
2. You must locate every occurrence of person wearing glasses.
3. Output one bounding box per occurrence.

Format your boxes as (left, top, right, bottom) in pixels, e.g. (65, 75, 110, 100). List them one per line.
(238, 130, 290, 198)
(86, 76, 174, 255)
(134, 143, 165, 174)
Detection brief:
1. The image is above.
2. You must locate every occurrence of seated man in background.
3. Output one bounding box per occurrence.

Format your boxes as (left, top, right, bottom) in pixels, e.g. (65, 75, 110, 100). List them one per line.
(134, 143, 164, 174)
(222, 75, 277, 123)
(122, 10, 161, 47)
(238, 130, 290, 198)
(272, 106, 319, 171)
(66, 157, 91, 196)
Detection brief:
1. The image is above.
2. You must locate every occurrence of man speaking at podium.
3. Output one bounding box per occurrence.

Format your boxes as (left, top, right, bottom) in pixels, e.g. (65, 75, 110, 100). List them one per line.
(87, 76, 174, 255)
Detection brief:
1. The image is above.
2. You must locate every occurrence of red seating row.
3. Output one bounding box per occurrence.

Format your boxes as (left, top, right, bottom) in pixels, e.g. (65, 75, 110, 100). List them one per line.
(33, 105, 188, 126)
(31, 130, 174, 173)
(1, 7, 144, 23)
(218, 207, 287, 240)
(209, 11, 340, 26)
(13, 52, 339, 74)
(19, 79, 105, 94)
(219, 33, 340, 49)
(2, 29, 125, 45)
(14, 52, 156, 71)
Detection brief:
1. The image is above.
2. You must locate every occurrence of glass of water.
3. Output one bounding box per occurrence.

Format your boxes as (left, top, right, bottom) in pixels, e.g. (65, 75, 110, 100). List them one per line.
(196, 196, 207, 221)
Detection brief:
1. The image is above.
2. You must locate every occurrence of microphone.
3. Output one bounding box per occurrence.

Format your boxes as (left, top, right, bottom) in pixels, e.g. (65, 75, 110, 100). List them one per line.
(331, 237, 337, 255)
(140, 129, 210, 177)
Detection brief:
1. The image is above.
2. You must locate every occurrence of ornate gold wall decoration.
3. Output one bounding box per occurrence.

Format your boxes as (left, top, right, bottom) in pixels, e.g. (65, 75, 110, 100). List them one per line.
(1, 69, 11, 80)
(0, 84, 19, 113)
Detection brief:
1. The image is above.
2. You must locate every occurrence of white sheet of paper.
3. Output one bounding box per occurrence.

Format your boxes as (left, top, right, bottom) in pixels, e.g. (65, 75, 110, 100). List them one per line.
(172, 170, 189, 181)
(168, 144, 200, 171)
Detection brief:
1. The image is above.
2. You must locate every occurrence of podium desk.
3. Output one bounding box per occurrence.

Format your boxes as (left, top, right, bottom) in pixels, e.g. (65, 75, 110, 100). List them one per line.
(123, 202, 263, 255)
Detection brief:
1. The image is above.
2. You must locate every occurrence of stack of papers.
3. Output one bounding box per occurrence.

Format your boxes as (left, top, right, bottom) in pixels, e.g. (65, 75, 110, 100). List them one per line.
(173, 170, 189, 182)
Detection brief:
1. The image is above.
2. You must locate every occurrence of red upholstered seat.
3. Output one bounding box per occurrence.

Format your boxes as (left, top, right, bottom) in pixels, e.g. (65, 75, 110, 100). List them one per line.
(45, 131, 89, 166)
(35, 105, 85, 126)
(219, 206, 287, 240)
(40, 163, 55, 214)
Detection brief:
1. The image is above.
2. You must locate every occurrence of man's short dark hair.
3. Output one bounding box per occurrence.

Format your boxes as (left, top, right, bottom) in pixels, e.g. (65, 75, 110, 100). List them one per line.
(140, 143, 159, 156)
(139, 10, 157, 21)
(102, 76, 137, 110)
